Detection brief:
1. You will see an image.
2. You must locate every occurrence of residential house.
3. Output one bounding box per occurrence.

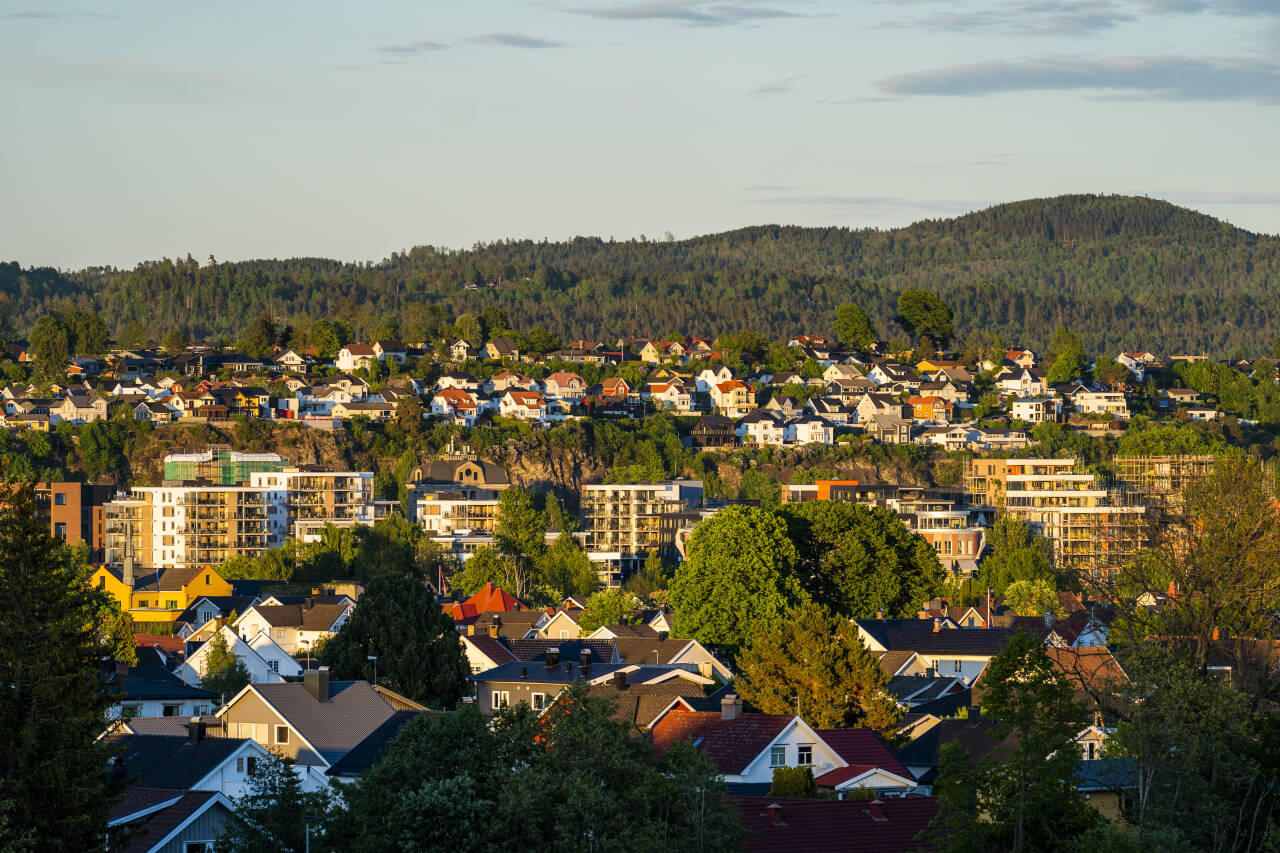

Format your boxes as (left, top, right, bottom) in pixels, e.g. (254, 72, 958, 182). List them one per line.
(691, 415, 737, 448)
(650, 697, 915, 794)
(330, 401, 397, 422)
(867, 362, 918, 388)
(499, 389, 548, 422)
(805, 396, 852, 424)
(177, 624, 302, 687)
(1011, 397, 1063, 424)
(993, 366, 1048, 397)
(907, 395, 952, 422)
(271, 348, 312, 372)
(54, 392, 109, 424)
(134, 401, 177, 424)
(543, 371, 587, 401)
(855, 393, 906, 423)
(430, 387, 482, 426)
(372, 340, 408, 364)
(864, 414, 913, 445)
(460, 633, 521, 675)
(1073, 390, 1130, 419)
(917, 379, 970, 404)
(108, 790, 240, 853)
(856, 618, 1021, 685)
(1004, 348, 1038, 368)
(711, 381, 755, 417)
(335, 344, 377, 372)
(104, 726, 274, 802)
(696, 365, 735, 393)
(644, 381, 693, 413)
(449, 339, 479, 361)
(736, 409, 786, 446)
(106, 658, 219, 720)
(234, 601, 353, 656)
(92, 565, 236, 628)
(785, 415, 835, 445)
(1116, 351, 1157, 380)
(216, 668, 424, 782)
(482, 337, 520, 361)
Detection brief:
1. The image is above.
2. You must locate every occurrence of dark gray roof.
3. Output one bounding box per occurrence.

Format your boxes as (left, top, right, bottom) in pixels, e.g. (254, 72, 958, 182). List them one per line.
(857, 619, 1020, 656)
(250, 681, 397, 763)
(249, 603, 349, 631)
(108, 665, 217, 702)
(325, 710, 423, 777)
(587, 681, 712, 728)
(173, 595, 260, 627)
(104, 734, 247, 789)
(503, 639, 619, 663)
(123, 716, 222, 737)
(472, 659, 629, 686)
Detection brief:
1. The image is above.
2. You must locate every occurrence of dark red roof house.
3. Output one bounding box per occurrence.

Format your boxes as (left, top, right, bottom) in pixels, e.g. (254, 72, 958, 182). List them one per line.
(734, 795, 938, 853)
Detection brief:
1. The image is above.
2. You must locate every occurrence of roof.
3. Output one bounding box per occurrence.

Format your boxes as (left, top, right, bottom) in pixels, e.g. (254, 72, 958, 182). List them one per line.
(245, 603, 349, 631)
(464, 582, 525, 614)
(242, 681, 398, 763)
(463, 634, 520, 666)
(503, 638, 618, 663)
(587, 680, 711, 729)
(103, 734, 248, 790)
(107, 664, 217, 702)
(857, 620, 1020, 656)
(650, 709, 792, 774)
(815, 729, 912, 780)
(116, 790, 230, 853)
(733, 795, 939, 853)
(896, 717, 1015, 780)
(875, 650, 918, 677)
(343, 343, 376, 356)
(324, 710, 422, 777)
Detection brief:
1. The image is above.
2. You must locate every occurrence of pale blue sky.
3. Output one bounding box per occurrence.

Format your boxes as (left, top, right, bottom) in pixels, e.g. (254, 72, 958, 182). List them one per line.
(2, 0, 1277, 268)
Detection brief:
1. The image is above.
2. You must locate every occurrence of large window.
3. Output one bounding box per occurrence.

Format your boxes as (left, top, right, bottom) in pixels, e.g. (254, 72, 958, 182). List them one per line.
(532, 693, 547, 710)
(797, 744, 813, 766)
(491, 691, 509, 710)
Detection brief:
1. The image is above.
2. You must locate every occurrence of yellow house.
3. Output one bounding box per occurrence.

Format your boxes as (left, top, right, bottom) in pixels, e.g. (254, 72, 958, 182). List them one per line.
(92, 564, 234, 626)
(916, 358, 966, 373)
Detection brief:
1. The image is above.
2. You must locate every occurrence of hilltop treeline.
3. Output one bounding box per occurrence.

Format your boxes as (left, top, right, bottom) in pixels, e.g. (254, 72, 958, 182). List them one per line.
(2, 194, 1277, 354)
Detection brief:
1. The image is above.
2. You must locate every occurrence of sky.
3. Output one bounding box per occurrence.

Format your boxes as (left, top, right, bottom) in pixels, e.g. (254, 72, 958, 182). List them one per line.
(1, 0, 1278, 269)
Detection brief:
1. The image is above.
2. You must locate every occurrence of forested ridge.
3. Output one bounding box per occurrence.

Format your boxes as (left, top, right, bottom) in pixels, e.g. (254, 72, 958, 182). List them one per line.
(3, 193, 1276, 354)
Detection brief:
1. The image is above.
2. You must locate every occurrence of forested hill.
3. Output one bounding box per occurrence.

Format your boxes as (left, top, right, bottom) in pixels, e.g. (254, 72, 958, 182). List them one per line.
(3, 193, 1277, 354)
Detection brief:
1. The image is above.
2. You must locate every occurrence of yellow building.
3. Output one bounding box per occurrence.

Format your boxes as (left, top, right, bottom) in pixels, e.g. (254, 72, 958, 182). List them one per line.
(92, 563, 233, 626)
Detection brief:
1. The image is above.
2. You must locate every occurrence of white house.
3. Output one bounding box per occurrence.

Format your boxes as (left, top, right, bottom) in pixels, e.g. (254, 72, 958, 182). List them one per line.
(499, 390, 548, 422)
(176, 624, 303, 687)
(696, 366, 734, 393)
(785, 416, 835, 445)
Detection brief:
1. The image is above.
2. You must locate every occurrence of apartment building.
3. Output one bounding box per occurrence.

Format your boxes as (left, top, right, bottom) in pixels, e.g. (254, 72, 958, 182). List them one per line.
(103, 464, 375, 570)
(581, 480, 703, 586)
(968, 458, 1148, 576)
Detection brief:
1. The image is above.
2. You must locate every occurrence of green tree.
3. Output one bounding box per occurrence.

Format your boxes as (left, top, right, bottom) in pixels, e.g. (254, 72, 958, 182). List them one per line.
(625, 549, 671, 601)
(736, 469, 781, 509)
(320, 570, 469, 708)
(78, 419, 130, 483)
(927, 630, 1099, 853)
(575, 588, 634, 633)
(98, 602, 137, 666)
(769, 766, 819, 798)
(160, 328, 187, 353)
(976, 515, 1056, 595)
(494, 488, 548, 600)
(895, 290, 954, 349)
(1002, 579, 1064, 618)
(670, 506, 807, 651)
(782, 500, 945, 618)
(0, 488, 120, 849)
(308, 318, 348, 360)
(243, 311, 278, 357)
(543, 492, 576, 534)
(215, 752, 334, 853)
(1045, 325, 1088, 384)
(201, 630, 250, 704)
(735, 601, 901, 735)
(1092, 357, 1132, 390)
(28, 314, 72, 380)
(833, 303, 877, 349)
(451, 545, 514, 596)
(394, 395, 424, 436)
(454, 314, 483, 346)
(538, 535, 599, 601)
(117, 320, 148, 349)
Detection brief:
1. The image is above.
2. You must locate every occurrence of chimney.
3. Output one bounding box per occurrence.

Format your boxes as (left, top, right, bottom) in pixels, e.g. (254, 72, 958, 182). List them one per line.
(657, 630, 669, 641)
(876, 608, 885, 620)
(867, 799, 887, 822)
(613, 670, 627, 689)
(721, 693, 743, 721)
(521, 666, 528, 680)
(304, 666, 330, 702)
(932, 617, 942, 633)
(311, 587, 320, 596)
(185, 716, 205, 744)
(488, 623, 499, 639)
(766, 803, 784, 826)
(467, 624, 475, 636)
(580, 647, 592, 672)
(1044, 611, 1055, 627)
(546, 647, 560, 669)
(306, 597, 315, 609)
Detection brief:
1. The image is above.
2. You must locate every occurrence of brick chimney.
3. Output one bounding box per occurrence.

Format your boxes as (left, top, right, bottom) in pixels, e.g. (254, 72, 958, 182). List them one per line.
(580, 647, 592, 672)
(766, 803, 784, 826)
(185, 716, 206, 744)
(488, 623, 499, 639)
(546, 647, 560, 669)
(867, 799, 887, 822)
(721, 693, 743, 721)
(304, 666, 330, 702)
(932, 617, 942, 633)
(613, 670, 627, 689)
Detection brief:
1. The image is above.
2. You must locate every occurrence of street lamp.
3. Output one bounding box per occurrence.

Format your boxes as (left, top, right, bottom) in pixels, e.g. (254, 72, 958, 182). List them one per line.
(367, 654, 378, 686)
(304, 813, 321, 853)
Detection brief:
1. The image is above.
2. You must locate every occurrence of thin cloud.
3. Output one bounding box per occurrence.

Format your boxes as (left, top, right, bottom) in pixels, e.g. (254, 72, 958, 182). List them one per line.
(377, 40, 449, 56)
(568, 2, 806, 26)
(1, 10, 119, 18)
(877, 56, 1280, 103)
(469, 33, 567, 48)
(1144, 0, 1280, 13)
(749, 75, 801, 97)
(880, 1, 1135, 36)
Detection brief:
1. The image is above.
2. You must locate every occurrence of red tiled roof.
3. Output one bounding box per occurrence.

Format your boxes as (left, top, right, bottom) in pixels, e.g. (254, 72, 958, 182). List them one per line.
(815, 728, 912, 780)
(344, 344, 376, 356)
(649, 709, 791, 774)
(444, 601, 480, 623)
(134, 633, 185, 654)
(464, 582, 524, 614)
(733, 795, 939, 853)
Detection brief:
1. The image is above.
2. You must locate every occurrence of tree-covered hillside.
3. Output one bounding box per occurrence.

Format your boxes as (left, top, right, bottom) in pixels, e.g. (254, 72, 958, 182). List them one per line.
(2, 194, 1276, 354)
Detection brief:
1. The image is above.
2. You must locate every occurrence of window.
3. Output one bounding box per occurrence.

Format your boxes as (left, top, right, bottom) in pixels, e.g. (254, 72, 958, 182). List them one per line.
(183, 843, 213, 853)
(268, 660, 279, 672)
(491, 691, 509, 709)
(54, 493, 66, 506)
(770, 745, 786, 767)
(162, 704, 182, 717)
(246, 756, 258, 775)
(54, 523, 67, 539)
(954, 660, 963, 673)
(205, 574, 211, 585)
(532, 693, 547, 710)
(236, 758, 244, 773)
(275, 726, 290, 745)
(797, 744, 813, 766)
